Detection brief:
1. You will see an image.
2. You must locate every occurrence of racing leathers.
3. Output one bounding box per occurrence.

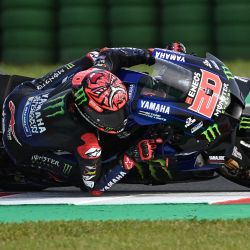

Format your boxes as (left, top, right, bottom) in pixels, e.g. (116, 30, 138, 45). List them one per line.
(2, 47, 156, 191)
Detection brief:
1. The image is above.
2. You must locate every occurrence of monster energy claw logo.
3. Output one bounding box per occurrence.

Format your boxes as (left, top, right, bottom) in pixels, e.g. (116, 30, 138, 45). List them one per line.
(74, 87, 88, 105)
(65, 63, 75, 70)
(240, 116, 250, 130)
(44, 94, 66, 118)
(63, 164, 72, 175)
(202, 124, 221, 142)
(222, 65, 234, 80)
(135, 159, 172, 181)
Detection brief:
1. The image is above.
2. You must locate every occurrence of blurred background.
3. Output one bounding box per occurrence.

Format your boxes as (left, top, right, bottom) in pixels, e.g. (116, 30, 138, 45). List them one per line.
(0, 0, 250, 64)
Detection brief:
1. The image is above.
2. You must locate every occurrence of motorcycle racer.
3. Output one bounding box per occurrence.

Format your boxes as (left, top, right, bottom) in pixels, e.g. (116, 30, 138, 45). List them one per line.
(2, 43, 185, 194)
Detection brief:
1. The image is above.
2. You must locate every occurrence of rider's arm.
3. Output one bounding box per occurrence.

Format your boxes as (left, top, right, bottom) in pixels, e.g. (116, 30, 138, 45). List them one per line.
(28, 51, 100, 91)
(93, 47, 155, 74)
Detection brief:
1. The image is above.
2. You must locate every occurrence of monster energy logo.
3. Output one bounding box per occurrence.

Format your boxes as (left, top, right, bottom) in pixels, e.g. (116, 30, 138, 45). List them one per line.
(74, 87, 88, 105)
(65, 63, 75, 70)
(105, 127, 114, 132)
(44, 94, 66, 118)
(222, 65, 234, 80)
(240, 116, 250, 130)
(202, 124, 221, 142)
(63, 164, 72, 175)
(135, 159, 172, 181)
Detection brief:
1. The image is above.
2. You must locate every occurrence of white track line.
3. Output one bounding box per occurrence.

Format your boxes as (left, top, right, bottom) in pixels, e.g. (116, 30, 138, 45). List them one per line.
(0, 191, 250, 205)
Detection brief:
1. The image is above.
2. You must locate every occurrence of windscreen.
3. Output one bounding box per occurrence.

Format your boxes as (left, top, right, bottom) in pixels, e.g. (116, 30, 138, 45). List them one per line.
(151, 59, 193, 99)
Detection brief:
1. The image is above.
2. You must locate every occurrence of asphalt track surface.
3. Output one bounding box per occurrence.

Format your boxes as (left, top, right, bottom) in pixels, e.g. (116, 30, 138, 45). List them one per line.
(44, 175, 250, 193)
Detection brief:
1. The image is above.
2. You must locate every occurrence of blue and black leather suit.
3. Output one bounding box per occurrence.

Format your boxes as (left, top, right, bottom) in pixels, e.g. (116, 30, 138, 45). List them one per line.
(2, 48, 153, 190)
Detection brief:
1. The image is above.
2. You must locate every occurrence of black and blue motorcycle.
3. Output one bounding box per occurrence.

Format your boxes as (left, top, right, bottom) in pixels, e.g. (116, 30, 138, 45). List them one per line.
(0, 49, 250, 191)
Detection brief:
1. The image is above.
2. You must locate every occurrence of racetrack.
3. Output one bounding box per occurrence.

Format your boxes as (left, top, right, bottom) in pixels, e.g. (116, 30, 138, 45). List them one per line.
(1, 175, 250, 222)
(1, 175, 250, 204)
(0, 108, 250, 220)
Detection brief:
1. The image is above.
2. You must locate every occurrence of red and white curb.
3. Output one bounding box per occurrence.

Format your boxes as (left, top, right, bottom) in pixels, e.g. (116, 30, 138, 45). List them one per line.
(1, 191, 250, 205)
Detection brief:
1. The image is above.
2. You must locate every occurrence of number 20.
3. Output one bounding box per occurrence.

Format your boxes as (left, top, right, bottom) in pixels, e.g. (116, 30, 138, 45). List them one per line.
(188, 70, 222, 118)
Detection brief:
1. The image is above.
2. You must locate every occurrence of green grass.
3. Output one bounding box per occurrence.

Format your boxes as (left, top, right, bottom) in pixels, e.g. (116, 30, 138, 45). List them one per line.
(226, 60, 250, 77)
(0, 63, 59, 78)
(0, 220, 250, 250)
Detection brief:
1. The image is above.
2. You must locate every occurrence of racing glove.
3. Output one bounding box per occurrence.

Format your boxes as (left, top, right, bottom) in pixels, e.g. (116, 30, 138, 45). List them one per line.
(89, 138, 163, 196)
(122, 138, 163, 170)
(166, 42, 186, 53)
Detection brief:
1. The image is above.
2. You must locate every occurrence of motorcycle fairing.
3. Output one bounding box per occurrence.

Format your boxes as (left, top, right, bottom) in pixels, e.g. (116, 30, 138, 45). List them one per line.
(152, 48, 244, 107)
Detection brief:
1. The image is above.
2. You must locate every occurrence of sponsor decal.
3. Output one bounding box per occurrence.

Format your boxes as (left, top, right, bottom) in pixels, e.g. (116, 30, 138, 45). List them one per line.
(235, 76, 249, 83)
(138, 100, 170, 121)
(82, 179, 95, 189)
(31, 154, 60, 168)
(201, 124, 221, 142)
(7, 101, 22, 146)
(128, 84, 136, 101)
(2, 110, 6, 134)
(94, 55, 107, 68)
(149, 159, 172, 180)
(186, 70, 223, 118)
(31, 154, 73, 175)
(37, 69, 65, 90)
(232, 146, 242, 160)
(44, 94, 66, 118)
(85, 148, 102, 158)
(65, 63, 75, 70)
(86, 51, 100, 62)
(239, 116, 250, 130)
(185, 117, 196, 128)
(208, 155, 225, 164)
(22, 93, 49, 137)
(191, 121, 203, 133)
(210, 60, 220, 70)
(123, 154, 135, 170)
(117, 130, 131, 139)
(240, 140, 250, 148)
(203, 60, 212, 68)
(222, 65, 234, 81)
(140, 100, 170, 114)
(63, 164, 72, 175)
(101, 171, 127, 191)
(155, 51, 185, 62)
(83, 165, 97, 176)
(138, 110, 167, 122)
(74, 87, 88, 105)
(36, 63, 75, 90)
(214, 83, 230, 117)
(185, 72, 201, 104)
(135, 159, 172, 181)
(82, 166, 97, 188)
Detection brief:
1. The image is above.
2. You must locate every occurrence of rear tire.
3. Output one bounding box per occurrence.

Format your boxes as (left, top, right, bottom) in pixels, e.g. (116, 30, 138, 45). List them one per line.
(217, 113, 250, 189)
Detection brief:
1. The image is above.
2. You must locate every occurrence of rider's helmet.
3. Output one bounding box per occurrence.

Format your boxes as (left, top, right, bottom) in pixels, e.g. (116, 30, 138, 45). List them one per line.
(72, 68, 128, 134)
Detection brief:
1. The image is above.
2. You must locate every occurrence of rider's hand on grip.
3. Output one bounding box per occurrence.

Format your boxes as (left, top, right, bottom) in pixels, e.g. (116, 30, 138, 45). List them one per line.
(126, 138, 163, 162)
(166, 42, 186, 53)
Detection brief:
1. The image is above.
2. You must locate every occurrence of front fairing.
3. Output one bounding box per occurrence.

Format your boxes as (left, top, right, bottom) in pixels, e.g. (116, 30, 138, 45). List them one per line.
(152, 49, 244, 107)
(122, 49, 243, 153)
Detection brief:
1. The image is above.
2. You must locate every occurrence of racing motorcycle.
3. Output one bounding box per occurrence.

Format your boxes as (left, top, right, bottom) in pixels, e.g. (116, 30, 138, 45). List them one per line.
(0, 49, 250, 191)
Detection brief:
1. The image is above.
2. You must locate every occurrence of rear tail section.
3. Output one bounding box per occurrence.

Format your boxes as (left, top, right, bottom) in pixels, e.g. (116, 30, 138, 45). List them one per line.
(0, 74, 34, 115)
